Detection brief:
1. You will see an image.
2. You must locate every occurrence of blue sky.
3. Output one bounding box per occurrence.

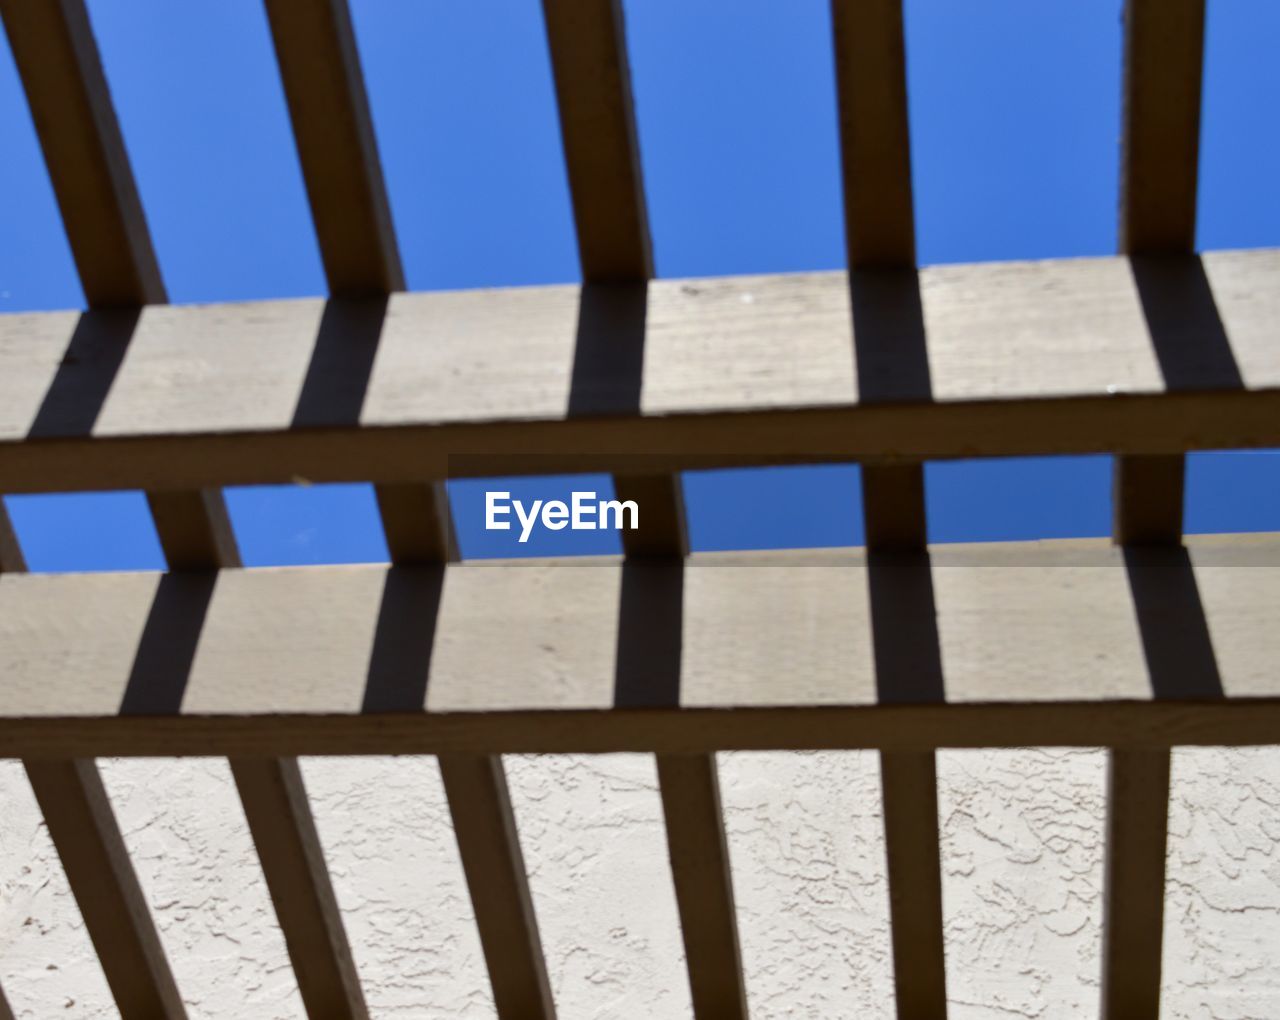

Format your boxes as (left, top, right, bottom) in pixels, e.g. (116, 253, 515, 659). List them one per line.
(1, 0, 1277, 570)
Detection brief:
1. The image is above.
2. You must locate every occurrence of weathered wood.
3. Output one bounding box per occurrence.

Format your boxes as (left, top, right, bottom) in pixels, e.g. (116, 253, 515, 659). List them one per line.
(0, 0, 164, 306)
(0, 535, 1274, 758)
(374, 481, 456, 563)
(438, 755, 556, 1019)
(2, 250, 1276, 492)
(230, 758, 368, 1019)
(24, 759, 185, 1018)
(264, 0, 403, 295)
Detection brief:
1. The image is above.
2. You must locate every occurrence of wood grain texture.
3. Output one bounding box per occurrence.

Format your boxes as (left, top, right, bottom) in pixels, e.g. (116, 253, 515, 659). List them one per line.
(264, 0, 403, 295)
(541, 0, 650, 280)
(831, 0, 914, 267)
(0, 535, 1275, 757)
(0, 0, 164, 305)
(1, 250, 1276, 492)
(230, 758, 368, 1019)
(438, 755, 556, 1019)
(24, 759, 185, 1018)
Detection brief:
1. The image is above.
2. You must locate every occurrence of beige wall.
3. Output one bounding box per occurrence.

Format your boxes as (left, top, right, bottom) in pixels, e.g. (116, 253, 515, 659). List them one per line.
(2, 748, 1278, 1018)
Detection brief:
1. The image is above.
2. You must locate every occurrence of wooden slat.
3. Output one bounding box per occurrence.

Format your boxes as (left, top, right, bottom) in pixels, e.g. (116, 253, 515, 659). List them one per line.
(542, 2, 747, 1008)
(24, 759, 185, 1018)
(381, 483, 554, 1019)
(541, 0, 650, 281)
(0, 533, 1273, 758)
(615, 476, 747, 1018)
(0, 502, 23, 573)
(146, 489, 240, 570)
(0, 0, 164, 305)
(230, 757, 368, 1019)
(1103, 4, 1206, 1015)
(863, 469, 948, 1020)
(831, 0, 915, 268)
(1121, 0, 1205, 254)
(3, 249, 1275, 492)
(438, 754, 556, 1019)
(263, 0, 403, 295)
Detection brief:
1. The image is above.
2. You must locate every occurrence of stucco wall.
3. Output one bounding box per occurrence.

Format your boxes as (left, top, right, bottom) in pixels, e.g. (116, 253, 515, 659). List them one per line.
(3, 748, 1279, 1017)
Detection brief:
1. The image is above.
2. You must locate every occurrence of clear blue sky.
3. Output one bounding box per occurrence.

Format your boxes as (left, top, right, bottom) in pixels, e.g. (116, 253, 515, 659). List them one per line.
(1, 0, 1277, 569)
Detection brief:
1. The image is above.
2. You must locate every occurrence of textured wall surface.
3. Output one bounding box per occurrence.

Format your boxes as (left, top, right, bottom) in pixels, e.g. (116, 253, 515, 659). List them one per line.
(2, 748, 1279, 1018)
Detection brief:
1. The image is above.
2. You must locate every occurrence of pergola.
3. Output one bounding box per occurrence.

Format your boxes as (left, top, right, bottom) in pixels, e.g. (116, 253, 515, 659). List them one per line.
(1, 0, 1277, 1017)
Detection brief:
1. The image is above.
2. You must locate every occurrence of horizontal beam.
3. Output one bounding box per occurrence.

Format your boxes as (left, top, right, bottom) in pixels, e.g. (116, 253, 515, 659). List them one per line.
(1, 249, 1278, 492)
(1, 535, 1278, 757)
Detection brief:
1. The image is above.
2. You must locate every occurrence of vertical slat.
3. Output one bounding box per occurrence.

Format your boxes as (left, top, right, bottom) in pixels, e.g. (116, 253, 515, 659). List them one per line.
(615, 475, 749, 1018)
(831, 0, 916, 269)
(543, 2, 748, 1014)
(1104, 4, 1205, 1016)
(832, 2, 948, 1016)
(263, 6, 555, 1013)
(0, 6, 188, 1016)
(861, 466, 948, 1020)
(24, 760, 186, 1018)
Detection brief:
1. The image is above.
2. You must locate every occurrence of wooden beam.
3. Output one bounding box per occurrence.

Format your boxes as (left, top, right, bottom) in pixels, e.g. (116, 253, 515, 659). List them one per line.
(263, 0, 403, 296)
(863, 469, 947, 1020)
(541, 0, 651, 281)
(0, 0, 164, 305)
(379, 482, 555, 1019)
(1121, 0, 1205, 254)
(0, 534, 1271, 758)
(831, 0, 915, 268)
(1103, 4, 1206, 1015)
(438, 754, 556, 1019)
(0, 502, 23, 573)
(230, 758, 368, 1019)
(24, 759, 185, 1018)
(3, 249, 1275, 492)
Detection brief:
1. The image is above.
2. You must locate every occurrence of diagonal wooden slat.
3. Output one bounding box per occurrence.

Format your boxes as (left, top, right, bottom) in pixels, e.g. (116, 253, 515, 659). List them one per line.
(541, 0, 651, 281)
(3, 2, 368, 1013)
(230, 757, 368, 1019)
(1104, 3, 1206, 1016)
(833, 1, 947, 1015)
(24, 759, 186, 1018)
(379, 483, 555, 1019)
(0, 0, 163, 306)
(263, 0, 403, 296)
(0, 7, 188, 1016)
(262, 5, 554, 1012)
(542, 2, 748, 1013)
